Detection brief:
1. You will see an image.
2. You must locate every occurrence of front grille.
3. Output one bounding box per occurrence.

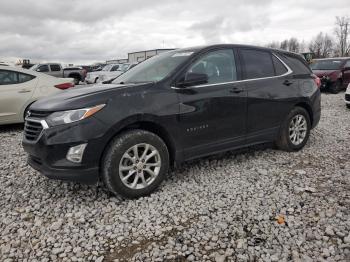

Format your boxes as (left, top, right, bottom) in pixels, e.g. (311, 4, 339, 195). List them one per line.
(28, 110, 51, 118)
(345, 94, 350, 101)
(24, 119, 43, 141)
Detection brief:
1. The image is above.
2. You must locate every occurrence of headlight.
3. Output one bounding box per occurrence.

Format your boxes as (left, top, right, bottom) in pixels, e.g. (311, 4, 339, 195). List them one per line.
(46, 104, 105, 126)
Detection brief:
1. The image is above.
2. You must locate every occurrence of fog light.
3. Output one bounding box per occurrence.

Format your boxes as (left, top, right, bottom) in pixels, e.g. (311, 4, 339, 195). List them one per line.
(66, 143, 87, 163)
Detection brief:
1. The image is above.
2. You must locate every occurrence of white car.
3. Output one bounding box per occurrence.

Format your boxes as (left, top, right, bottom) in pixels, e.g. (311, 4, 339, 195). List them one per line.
(345, 83, 350, 109)
(98, 63, 138, 83)
(0, 65, 75, 125)
(85, 64, 120, 84)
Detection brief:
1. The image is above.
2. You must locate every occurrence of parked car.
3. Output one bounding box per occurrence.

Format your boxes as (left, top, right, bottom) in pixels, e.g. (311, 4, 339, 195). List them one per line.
(0, 65, 74, 125)
(85, 64, 120, 84)
(22, 44, 321, 199)
(30, 63, 87, 85)
(344, 83, 350, 108)
(99, 63, 138, 83)
(310, 57, 350, 93)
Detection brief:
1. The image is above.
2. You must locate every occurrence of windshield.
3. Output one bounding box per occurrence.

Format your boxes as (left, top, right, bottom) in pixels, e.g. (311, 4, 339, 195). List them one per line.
(30, 64, 39, 70)
(102, 64, 114, 71)
(310, 59, 343, 70)
(118, 64, 131, 72)
(112, 50, 194, 84)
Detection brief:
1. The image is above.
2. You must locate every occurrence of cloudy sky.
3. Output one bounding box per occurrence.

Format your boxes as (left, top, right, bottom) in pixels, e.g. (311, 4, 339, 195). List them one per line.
(0, 0, 348, 64)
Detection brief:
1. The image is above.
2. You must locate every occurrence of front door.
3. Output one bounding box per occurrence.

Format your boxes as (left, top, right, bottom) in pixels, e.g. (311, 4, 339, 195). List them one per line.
(174, 48, 247, 160)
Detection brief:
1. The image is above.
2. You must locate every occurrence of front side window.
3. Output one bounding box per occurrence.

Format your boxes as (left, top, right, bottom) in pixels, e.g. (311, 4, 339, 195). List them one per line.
(38, 65, 49, 72)
(187, 49, 237, 84)
(0, 70, 18, 85)
(111, 65, 120, 71)
(241, 49, 275, 79)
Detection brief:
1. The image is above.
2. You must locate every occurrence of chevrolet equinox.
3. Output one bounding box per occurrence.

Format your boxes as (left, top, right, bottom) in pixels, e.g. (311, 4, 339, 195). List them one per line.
(22, 45, 321, 198)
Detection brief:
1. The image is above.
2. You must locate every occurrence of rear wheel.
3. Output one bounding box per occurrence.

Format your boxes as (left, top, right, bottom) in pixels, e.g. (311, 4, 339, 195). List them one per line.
(102, 130, 169, 199)
(276, 107, 311, 151)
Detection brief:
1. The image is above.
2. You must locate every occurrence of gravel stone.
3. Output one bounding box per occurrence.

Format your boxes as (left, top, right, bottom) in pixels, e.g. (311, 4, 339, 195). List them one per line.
(0, 93, 349, 261)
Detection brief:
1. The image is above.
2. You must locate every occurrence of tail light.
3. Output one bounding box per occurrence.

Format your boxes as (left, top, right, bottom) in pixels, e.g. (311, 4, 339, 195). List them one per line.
(55, 82, 75, 90)
(311, 74, 321, 88)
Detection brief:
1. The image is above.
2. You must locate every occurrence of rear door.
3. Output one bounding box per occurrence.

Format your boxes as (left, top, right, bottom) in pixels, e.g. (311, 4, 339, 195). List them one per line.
(238, 48, 295, 144)
(49, 64, 62, 77)
(175, 48, 247, 159)
(0, 69, 37, 123)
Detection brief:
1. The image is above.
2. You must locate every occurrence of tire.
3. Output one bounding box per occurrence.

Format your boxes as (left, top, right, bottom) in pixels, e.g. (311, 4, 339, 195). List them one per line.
(346, 104, 350, 109)
(329, 80, 342, 94)
(73, 77, 80, 85)
(102, 130, 169, 199)
(276, 107, 311, 152)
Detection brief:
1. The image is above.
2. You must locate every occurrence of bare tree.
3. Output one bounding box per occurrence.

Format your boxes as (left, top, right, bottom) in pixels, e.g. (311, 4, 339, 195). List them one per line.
(334, 16, 350, 56)
(288, 37, 300, 53)
(309, 32, 333, 58)
(266, 41, 280, 49)
(280, 40, 288, 50)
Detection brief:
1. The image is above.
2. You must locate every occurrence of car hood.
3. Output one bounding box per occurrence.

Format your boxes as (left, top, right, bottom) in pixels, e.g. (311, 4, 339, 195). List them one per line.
(30, 83, 153, 112)
(312, 69, 338, 77)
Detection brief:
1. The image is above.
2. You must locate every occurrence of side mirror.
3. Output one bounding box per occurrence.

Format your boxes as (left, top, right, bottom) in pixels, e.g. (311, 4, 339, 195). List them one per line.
(177, 72, 208, 87)
(36, 68, 42, 72)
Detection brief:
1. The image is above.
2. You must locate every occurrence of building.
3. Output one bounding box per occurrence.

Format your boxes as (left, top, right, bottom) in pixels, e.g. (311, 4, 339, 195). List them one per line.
(128, 49, 175, 63)
(106, 59, 128, 64)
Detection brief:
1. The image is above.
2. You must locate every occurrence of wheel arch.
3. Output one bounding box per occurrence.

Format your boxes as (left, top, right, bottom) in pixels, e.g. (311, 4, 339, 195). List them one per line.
(99, 116, 178, 177)
(294, 102, 313, 126)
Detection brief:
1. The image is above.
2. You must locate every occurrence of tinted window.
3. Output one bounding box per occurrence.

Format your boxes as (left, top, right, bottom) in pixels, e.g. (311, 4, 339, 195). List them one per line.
(0, 70, 18, 85)
(241, 49, 275, 79)
(344, 60, 350, 68)
(111, 65, 119, 71)
(50, 64, 61, 71)
(19, 73, 36, 83)
(38, 65, 49, 72)
(284, 54, 311, 74)
(272, 55, 288, 75)
(187, 49, 237, 84)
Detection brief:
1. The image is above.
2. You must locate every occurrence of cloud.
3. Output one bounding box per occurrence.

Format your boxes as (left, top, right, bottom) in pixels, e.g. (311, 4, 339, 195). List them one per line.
(0, 0, 348, 64)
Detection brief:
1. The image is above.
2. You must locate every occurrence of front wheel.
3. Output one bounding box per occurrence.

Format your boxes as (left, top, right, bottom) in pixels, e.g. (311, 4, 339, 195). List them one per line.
(329, 80, 342, 94)
(276, 107, 311, 152)
(102, 130, 169, 199)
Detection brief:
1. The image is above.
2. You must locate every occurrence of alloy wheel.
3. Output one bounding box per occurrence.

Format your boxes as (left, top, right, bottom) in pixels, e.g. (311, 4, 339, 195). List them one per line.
(119, 143, 161, 189)
(289, 114, 307, 146)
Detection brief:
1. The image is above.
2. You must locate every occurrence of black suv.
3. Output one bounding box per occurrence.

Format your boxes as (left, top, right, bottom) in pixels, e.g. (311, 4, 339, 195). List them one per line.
(22, 44, 321, 198)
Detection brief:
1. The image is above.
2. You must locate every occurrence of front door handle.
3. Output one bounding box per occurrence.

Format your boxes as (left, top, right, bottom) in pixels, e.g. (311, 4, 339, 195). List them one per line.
(283, 80, 293, 86)
(230, 87, 244, 93)
(18, 89, 31, 93)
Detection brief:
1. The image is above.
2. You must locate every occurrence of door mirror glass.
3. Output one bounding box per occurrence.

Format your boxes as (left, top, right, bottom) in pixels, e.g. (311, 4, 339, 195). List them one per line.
(178, 72, 208, 87)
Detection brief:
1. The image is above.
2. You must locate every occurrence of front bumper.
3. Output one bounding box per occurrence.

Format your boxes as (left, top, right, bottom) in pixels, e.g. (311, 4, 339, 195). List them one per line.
(22, 116, 110, 185)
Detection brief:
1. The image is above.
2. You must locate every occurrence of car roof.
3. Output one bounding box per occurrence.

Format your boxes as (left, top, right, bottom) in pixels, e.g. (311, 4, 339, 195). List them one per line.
(174, 44, 300, 57)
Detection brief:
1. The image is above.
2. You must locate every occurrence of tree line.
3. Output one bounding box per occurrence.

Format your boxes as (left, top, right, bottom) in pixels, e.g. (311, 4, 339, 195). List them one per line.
(266, 16, 350, 58)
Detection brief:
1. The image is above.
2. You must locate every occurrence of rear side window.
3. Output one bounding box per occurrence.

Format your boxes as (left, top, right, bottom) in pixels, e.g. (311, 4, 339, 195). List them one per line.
(241, 49, 275, 79)
(282, 54, 311, 74)
(0, 70, 18, 85)
(50, 64, 61, 71)
(19, 73, 36, 83)
(272, 55, 288, 75)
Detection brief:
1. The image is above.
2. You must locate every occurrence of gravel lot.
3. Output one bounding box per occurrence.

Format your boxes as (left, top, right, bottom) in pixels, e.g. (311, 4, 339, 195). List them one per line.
(1, 92, 349, 262)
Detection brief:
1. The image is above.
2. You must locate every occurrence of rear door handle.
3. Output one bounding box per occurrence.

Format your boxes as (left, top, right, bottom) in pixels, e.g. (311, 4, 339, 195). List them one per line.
(18, 89, 31, 93)
(230, 87, 244, 93)
(283, 80, 293, 86)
